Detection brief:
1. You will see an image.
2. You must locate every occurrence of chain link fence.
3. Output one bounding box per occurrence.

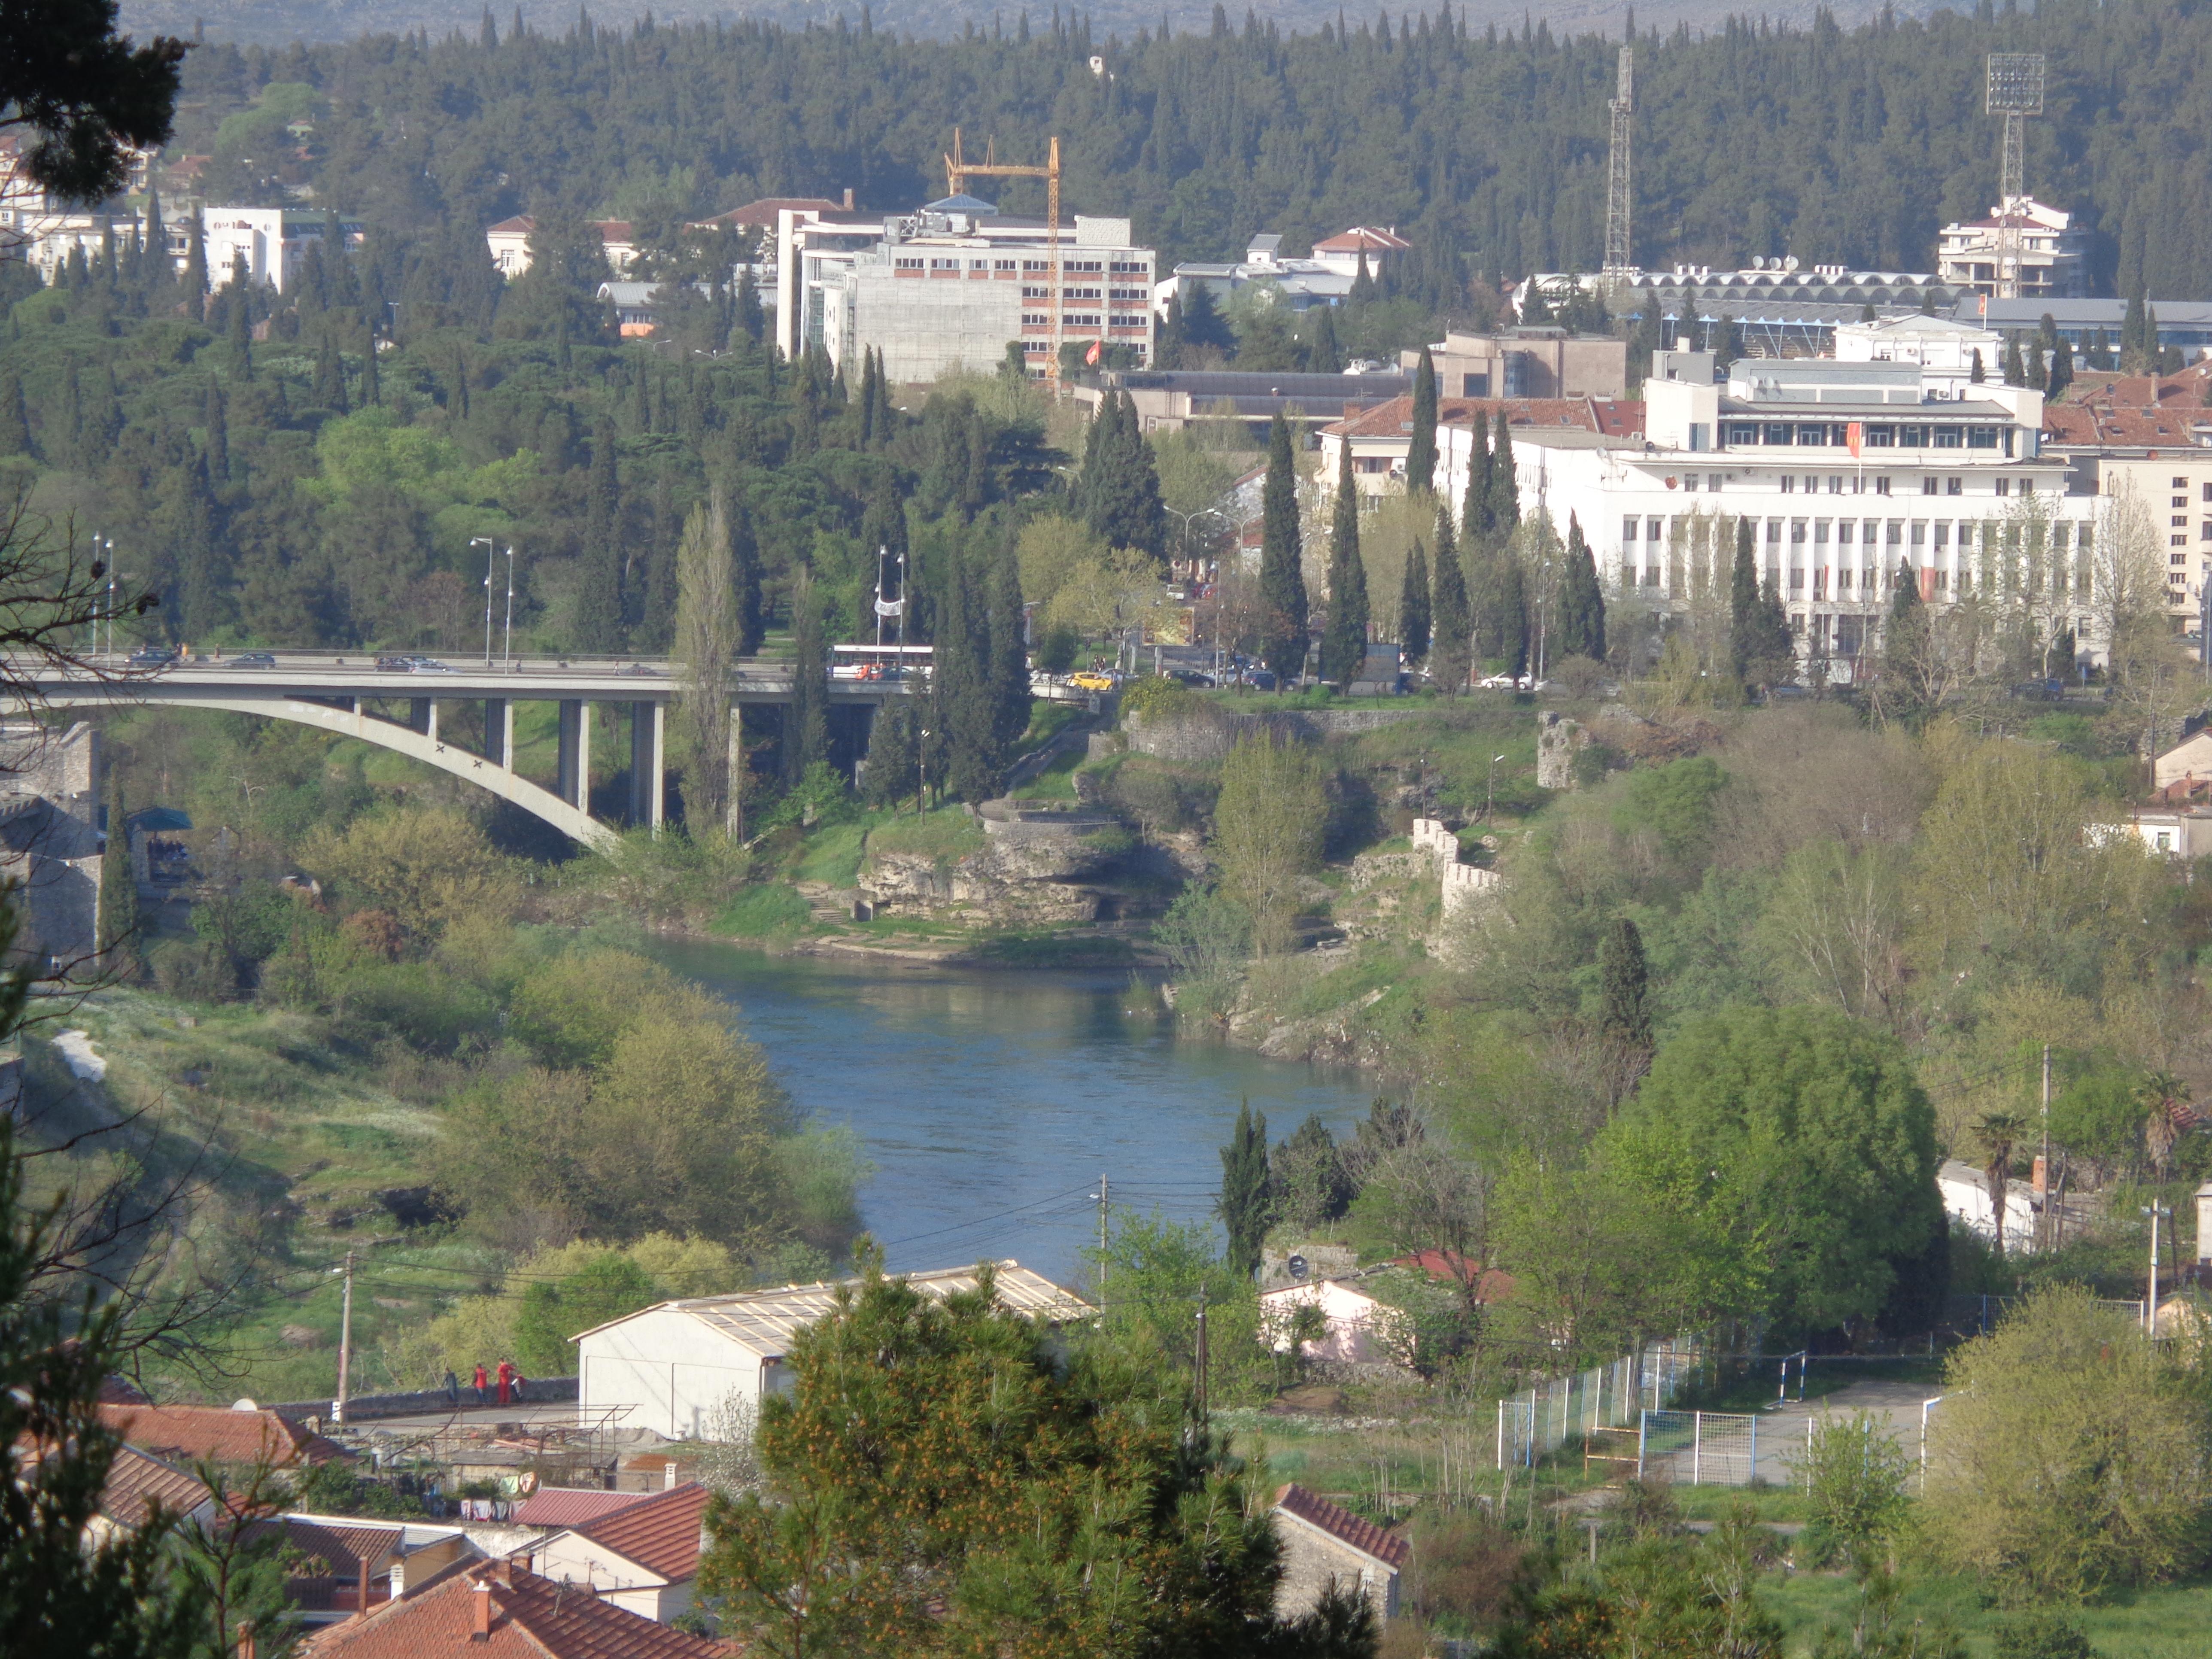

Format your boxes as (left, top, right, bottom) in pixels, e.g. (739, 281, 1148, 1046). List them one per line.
(1633, 1409, 1803, 1486)
(1495, 1337, 1703, 1470)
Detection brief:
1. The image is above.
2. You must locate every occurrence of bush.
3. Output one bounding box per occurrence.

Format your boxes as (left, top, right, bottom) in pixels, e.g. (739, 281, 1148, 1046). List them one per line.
(1035, 627, 1079, 674)
(1117, 674, 1199, 724)
(1994, 1611, 2099, 1659)
(712, 884, 812, 939)
(1922, 1285, 2212, 1599)
(1795, 1410, 1911, 1565)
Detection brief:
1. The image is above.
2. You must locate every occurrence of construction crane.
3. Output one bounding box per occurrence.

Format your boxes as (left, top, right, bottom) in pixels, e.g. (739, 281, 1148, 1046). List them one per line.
(944, 128, 1064, 389)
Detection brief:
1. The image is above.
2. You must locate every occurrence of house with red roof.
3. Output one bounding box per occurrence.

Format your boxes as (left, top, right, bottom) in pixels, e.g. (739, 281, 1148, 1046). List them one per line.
(97, 1401, 349, 1471)
(298, 1557, 730, 1659)
(523, 1481, 712, 1624)
(1271, 1483, 1408, 1626)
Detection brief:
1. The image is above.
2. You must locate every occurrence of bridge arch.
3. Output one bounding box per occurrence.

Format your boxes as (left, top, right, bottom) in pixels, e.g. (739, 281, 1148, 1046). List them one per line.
(39, 689, 622, 850)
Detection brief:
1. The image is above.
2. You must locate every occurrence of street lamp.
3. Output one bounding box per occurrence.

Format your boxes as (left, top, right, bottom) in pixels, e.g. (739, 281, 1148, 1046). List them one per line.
(1486, 754, 1506, 820)
(502, 544, 517, 668)
(471, 537, 496, 665)
(2142, 1203, 2172, 1336)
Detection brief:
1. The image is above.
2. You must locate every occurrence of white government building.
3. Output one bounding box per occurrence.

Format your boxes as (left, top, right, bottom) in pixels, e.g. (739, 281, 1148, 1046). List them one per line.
(1507, 316, 2112, 678)
(575, 1261, 1091, 1439)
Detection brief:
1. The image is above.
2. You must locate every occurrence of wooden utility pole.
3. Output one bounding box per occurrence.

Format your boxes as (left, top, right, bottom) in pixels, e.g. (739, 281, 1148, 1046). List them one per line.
(943, 129, 1063, 391)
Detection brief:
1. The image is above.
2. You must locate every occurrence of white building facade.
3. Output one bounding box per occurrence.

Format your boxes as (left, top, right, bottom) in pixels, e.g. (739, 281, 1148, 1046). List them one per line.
(779, 197, 1155, 380)
(1510, 356, 2107, 678)
(1937, 197, 2093, 302)
(198, 207, 363, 294)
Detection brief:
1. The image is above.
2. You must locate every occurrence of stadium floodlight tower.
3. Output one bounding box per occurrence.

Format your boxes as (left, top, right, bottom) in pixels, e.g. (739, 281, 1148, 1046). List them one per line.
(1986, 52, 2046, 299)
(1603, 45, 1635, 280)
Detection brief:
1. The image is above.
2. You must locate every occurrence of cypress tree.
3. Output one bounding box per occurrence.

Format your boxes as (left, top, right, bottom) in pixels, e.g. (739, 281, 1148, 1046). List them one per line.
(574, 422, 625, 652)
(1398, 538, 1431, 664)
(935, 544, 1000, 802)
(0, 371, 27, 457)
(360, 336, 380, 406)
(1728, 517, 1762, 688)
(1406, 344, 1438, 495)
(730, 495, 765, 657)
(313, 332, 348, 412)
(1430, 506, 1471, 693)
(1598, 916, 1653, 1073)
(1494, 556, 1528, 677)
(1969, 349, 1985, 384)
(732, 266, 764, 344)
(1556, 512, 1605, 660)
(2122, 289, 2148, 366)
(55, 364, 82, 470)
(202, 378, 227, 484)
(1256, 413, 1308, 681)
(1306, 304, 1341, 374)
(784, 567, 830, 785)
(100, 775, 139, 967)
(2025, 340, 2046, 392)
(1487, 411, 1519, 533)
(987, 538, 1029, 750)
(1216, 1100, 1272, 1281)
(1348, 248, 1377, 305)
(1462, 408, 1492, 537)
(1082, 392, 1167, 561)
(2048, 336, 2073, 401)
(857, 349, 878, 447)
(1322, 441, 1369, 683)
(141, 191, 167, 305)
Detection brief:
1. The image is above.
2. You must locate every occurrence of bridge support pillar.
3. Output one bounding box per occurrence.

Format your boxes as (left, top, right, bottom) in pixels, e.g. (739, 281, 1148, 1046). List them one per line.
(407, 698, 439, 743)
(557, 700, 591, 810)
(483, 699, 513, 769)
(629, 702, 665, 830)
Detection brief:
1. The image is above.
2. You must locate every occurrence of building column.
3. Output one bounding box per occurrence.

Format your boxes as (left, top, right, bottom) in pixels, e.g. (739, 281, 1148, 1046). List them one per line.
(483, 699, 514, 769)
(629, 701, 665, 830)
(557, 700, 591, 811)
(408, 697, 434, 738)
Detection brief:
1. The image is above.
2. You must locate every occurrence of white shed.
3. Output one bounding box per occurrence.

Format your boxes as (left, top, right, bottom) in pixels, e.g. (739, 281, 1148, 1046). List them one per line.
(576, 1260, 1091, 1439)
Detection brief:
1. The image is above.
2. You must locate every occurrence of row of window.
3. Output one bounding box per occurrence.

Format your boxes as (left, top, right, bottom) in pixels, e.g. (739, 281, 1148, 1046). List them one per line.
(1722, 422, 2006, 450)
(1623, 516, 2095, 551)
(893, 255, 1149, 276)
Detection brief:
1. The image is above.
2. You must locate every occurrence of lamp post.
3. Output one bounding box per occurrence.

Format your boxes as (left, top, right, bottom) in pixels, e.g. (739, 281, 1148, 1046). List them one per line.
(2143, 1203, 2172, 1336)
(470, 537, 496, 665)
(502, 544, 517, 667)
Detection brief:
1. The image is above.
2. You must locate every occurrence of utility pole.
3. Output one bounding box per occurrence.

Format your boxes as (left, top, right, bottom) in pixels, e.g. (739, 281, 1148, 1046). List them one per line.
(2144, 1204, 2169, 1336)
(1096, 1171, 1108, 1303)
(503, 544, 517, 667)
(2037, 1043, 2052, 1251)
(471, 537, 495, 666)
(1194, 1281, 1209, 1426)
(335, 1249, 357, 1424)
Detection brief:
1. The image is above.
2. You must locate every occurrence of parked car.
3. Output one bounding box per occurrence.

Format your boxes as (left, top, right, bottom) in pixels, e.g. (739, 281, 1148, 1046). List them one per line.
(1241, 668, 1278, 691)
(2011, 678, 2065, 702)
(1477, 672, 1528, 690)
(230, 651, 277, 668)
(1069, 671, 1117, 692)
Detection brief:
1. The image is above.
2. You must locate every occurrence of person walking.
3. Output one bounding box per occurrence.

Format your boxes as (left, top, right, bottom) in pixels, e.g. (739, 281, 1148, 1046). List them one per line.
(472, 1363, 488, 1406)
(495, 1358, 514, 1407)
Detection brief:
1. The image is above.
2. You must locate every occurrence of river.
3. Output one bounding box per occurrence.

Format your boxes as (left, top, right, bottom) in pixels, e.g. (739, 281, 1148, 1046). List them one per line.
(652, 941, 1375, 1287)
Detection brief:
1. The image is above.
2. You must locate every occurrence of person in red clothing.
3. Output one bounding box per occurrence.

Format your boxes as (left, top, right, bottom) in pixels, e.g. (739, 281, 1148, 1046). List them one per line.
(471, 1363, 488, 1406)
(495, 1358, 514, 1406)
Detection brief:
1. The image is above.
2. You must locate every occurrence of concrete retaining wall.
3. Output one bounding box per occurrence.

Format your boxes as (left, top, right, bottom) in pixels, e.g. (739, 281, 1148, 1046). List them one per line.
(272, 1376, 580, 1423)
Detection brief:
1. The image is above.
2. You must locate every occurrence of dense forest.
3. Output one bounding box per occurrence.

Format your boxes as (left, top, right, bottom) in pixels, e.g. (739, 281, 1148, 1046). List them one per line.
(159, 0, 2212, 297)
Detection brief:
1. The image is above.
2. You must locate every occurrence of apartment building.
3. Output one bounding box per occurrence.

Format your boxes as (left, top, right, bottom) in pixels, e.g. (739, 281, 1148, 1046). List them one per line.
(1508, 352, 2102, 679)
(1399, 327, 1627, 401)
(1936, 196, 2094, 302)
(779, 194, 1155, 381)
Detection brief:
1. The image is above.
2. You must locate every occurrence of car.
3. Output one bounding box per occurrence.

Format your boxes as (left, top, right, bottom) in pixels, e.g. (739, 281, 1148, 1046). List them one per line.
(126, 646, 178, 668)
(1477, 673, 1528, 690)
(1069, 671, 1117, 692)
(616, 662, 666, 677)
(375, 655, 413, 672)
(409, 658, 455, 673)
(230, 651, 277, 668)
(1241, 669, 1278, 691)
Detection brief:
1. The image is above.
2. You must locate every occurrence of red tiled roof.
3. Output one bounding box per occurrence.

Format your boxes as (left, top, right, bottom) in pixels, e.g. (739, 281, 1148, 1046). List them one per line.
(1326, 395, 1643, 441)
(300, 1561, 731, 1659)
(1391, 1252, 1517, 1304)
(512, 1488, 658, 1530)
(569, 1483, 709, 1583)
(97, 1404, 348, 1468)
(242, 1516, 405, 1575)
(1316, 225, 1413, 254)
(486, 215, 535, 236)
(591, 220, 635, 241)
(2041, 403, 2212, 449)
(1273, 1483, 1411, 1569)
(100, 1444, 209, 1529)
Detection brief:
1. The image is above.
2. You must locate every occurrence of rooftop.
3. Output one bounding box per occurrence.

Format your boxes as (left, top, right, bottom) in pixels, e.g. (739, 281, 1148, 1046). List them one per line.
(98, 1402, 349, 1468)
(98, 1444, 208, 1531)
(574, 1260, 1090, 1355)
(566, 1483, 711, 1582)
(1273, 1483, 1410, 1569)
(511, 1486, 660, 1530)
(298, 1560, 731, 1659)
(1324, 395, 1643, 441)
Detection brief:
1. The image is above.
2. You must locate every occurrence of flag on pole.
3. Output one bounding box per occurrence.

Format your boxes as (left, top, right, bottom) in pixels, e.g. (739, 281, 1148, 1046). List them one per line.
(1085, 339, 1102, 366)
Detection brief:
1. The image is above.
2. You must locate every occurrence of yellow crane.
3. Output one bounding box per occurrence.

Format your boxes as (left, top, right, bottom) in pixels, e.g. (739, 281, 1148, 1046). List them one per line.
(943, 128, 1064, 389)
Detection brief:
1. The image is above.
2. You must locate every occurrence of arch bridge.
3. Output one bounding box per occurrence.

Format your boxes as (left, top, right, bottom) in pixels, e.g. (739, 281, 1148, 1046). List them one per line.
(17, 653, 913, 850)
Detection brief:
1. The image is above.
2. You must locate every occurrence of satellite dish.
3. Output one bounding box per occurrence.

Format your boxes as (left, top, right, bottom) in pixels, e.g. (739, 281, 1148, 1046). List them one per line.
(231, 1398, 258, 1412)
(1288, 1253, 1310, 1281)
(1784, 255, 1801, 272)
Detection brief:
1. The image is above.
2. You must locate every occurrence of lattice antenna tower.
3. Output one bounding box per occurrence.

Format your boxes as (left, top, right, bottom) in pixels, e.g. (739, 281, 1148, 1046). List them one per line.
(1985, 54, 2045, 301)
(1604, 45, 1635, 276)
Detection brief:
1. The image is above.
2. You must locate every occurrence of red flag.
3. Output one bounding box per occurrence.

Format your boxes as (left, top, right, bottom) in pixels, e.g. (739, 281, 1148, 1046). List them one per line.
(1085, 339, 1102, 365)
(1846, 422, 1863, 458)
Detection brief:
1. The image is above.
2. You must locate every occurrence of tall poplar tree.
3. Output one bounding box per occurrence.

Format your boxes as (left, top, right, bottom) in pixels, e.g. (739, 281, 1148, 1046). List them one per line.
(1217, 1101, 1272, 1281)
(1322, 443, 1369, 683)
(1728, 516, 1762, 689)
(987, 538, 1029, 750)
(730, 494, 765, 657)
(673, 491, 738, 831)
(1430, 507, 1471, 693)
(1399, 539, 1431, 665)
(1256, 414, 1307, 681)
(574, 422, 624, 652)
(1406, 345, 1438, 495)
(784, 566, 828, 783)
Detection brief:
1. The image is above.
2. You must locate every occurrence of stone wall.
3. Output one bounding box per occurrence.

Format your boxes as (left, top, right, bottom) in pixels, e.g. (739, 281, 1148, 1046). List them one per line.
(271, 1376, 580, 1423)
(0, 723, 102, 966)
(1535, 710, 1586, 790)
(1440, 861, 1503, 920)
